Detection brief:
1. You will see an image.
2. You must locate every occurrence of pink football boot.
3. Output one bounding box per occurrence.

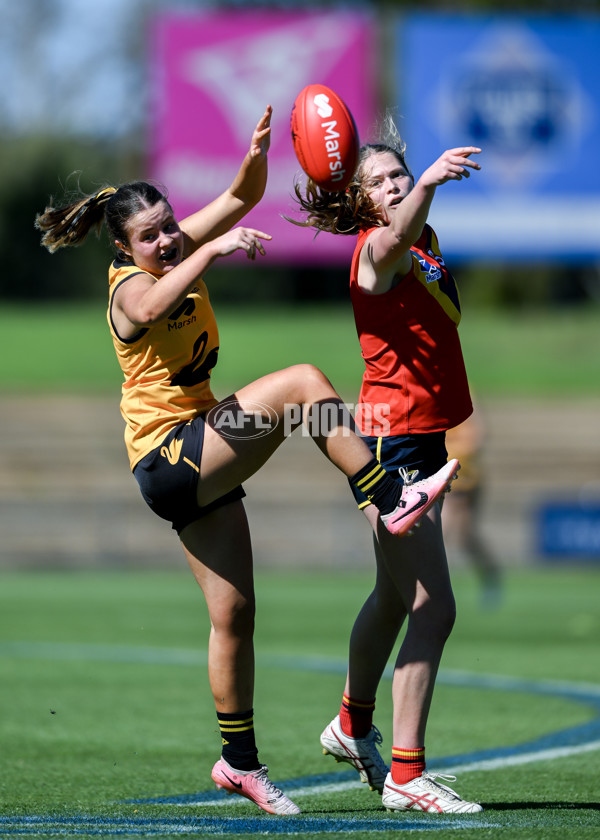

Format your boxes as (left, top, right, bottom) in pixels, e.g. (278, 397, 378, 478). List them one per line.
(211, 758, 300, 815)
(381, 459, 460, 537)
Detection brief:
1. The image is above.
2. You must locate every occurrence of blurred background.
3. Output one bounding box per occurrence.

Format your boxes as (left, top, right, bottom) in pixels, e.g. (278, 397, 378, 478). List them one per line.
(1, 0, 599, 586)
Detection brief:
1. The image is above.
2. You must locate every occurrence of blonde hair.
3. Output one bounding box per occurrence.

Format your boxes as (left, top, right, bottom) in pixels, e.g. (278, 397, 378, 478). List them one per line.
(288, 111, 412, 236)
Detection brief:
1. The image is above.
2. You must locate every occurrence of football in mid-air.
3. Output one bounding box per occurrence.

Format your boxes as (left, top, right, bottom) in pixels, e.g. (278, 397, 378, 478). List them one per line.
(290, 84, 359, 192)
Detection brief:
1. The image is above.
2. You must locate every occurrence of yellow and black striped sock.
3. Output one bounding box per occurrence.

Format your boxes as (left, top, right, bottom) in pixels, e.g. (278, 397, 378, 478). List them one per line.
(350, 458, 401, 515)
(391, 746, 426, 784)
(339, 693, 376, 739)
(217, 709, 260, 771)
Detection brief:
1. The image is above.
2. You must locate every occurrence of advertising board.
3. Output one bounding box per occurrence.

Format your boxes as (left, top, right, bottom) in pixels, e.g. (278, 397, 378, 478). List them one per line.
(150, 10, 377, 265)
(397, 15, 600, 260)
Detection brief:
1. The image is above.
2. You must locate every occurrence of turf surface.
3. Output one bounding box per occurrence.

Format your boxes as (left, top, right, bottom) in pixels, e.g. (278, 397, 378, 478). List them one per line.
(1, 300, 599, 837)
(0, 568, 598, 838)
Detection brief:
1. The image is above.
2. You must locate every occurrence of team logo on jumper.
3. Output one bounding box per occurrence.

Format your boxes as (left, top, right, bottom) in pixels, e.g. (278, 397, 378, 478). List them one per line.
(206, 400, 279, 440)
(422, 263, 442, 284)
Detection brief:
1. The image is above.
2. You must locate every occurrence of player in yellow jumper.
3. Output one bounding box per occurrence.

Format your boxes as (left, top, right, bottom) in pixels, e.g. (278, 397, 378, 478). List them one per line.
(35, 106, 457, 816)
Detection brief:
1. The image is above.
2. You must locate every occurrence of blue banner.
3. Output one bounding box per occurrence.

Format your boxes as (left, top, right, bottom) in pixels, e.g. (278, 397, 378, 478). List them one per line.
(395, 14, 600, 260)
(537, 503, 600, 560)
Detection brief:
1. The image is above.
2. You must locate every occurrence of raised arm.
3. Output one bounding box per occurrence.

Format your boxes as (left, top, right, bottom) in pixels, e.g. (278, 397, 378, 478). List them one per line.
(113, 226, 272, 338)
(360, 147, 481, 294)
(179, 106, 272, 254)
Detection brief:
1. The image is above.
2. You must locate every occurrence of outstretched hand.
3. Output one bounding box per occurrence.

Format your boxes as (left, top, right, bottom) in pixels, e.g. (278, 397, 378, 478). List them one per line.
(421, 147, 482, 188)
(249, 105, 272, 159)
(216, 226, 272, 260)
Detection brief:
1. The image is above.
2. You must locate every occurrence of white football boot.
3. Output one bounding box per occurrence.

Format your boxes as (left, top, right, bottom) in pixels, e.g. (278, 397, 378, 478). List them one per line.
(382, 770, 483, 814)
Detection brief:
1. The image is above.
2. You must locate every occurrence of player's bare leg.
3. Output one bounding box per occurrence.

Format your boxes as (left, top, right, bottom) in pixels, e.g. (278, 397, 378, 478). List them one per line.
(363, 502, 455, 746)
(197, 364, 373, 503)
(322, 503, 454, 792)
(320, 560, 405, 793)
(197, 363, 454, 537)
(180, 502, 256, 714)
(180, 502, 301, 816)
(355, 502, 481, 812)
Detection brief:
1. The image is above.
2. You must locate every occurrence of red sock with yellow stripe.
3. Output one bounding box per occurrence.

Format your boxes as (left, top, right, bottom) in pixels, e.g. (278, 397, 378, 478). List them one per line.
(339, 693, 376, 739)
(391, 746, 426, 784)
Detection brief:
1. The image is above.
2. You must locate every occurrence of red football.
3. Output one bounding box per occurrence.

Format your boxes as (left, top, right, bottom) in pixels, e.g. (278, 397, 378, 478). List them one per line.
(291, 84, 359, 192)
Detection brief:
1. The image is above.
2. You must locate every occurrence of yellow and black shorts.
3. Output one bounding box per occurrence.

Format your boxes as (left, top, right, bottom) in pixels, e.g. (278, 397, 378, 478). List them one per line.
(133, 416, 245, 534)
(350, 431, 447, 509)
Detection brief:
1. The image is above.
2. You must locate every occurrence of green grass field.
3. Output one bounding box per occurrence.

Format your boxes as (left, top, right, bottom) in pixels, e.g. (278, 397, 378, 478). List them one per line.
(1, 568, 599, 839)
(2, 302, 600, 396)
(2, 302, 599, 837)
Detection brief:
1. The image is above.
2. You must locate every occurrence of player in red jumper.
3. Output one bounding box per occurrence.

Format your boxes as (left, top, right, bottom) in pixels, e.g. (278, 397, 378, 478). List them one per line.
(291, 115, 483, 814)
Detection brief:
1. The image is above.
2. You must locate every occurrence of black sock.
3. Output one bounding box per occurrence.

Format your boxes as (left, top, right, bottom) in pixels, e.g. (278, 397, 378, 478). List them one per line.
(217, 709, 260, 771)
(350, 458, 401, 515)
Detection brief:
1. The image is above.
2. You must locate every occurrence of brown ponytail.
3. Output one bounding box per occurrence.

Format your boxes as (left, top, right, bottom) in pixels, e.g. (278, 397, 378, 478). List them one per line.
(36, 181, 169, 256)
(35, 187, 117, 253)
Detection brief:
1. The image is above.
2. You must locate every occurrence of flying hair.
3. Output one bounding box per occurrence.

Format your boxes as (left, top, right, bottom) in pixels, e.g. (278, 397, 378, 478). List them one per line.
(35, 181, 170, 254)
(373, 110, 410, 169)
(287, 110, 411, 236)
(35, 186, 117, 253)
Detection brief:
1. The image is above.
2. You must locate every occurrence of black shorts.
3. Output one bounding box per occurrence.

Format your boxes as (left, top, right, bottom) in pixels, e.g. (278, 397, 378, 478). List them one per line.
(351, 432, 448, 508)
(133, 416, 245, 534)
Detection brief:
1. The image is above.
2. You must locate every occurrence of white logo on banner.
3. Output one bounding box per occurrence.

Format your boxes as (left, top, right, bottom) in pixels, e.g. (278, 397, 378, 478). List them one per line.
(179, 15, 354, 145)
(434, 23, 591, 188)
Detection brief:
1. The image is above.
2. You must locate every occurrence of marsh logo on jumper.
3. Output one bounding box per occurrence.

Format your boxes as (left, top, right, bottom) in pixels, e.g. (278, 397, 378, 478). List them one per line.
(206, 400, 279, 440)
(418, 260, 442, 284)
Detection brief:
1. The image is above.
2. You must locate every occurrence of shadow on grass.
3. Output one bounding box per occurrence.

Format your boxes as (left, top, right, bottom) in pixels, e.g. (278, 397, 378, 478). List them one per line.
(481, 801, 600, 811)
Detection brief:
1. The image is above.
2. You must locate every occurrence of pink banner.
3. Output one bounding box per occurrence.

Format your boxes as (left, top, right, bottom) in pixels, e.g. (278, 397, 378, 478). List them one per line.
(149, 10, 376, 265)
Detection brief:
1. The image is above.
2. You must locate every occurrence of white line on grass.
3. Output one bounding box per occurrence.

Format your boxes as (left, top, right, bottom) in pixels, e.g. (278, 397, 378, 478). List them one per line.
(3, 641, 600, 701)
(4, 640, 600, 802)
(183, 739, 600, 807)
(3, 642, 597, 835)
(442, 738, 600, 774)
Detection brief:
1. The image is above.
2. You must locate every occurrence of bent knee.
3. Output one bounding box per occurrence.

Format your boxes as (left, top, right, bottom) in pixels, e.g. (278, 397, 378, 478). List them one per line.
(289, 363, 331, 390)
(438, 602, 456, 640)
(412, 597, 456, 642)
(210, 596, 256, 639)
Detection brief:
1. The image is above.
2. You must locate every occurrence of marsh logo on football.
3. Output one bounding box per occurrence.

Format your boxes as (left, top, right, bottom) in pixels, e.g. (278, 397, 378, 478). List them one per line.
(207, 400, 279, 439)
(314, 93, 333, 118)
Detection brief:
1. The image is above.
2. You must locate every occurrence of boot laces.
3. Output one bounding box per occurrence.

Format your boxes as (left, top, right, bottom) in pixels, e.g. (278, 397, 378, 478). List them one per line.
(398, 467, 419, 487)
(422, 772, 460, 798)
(256, 766, 284, 798)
